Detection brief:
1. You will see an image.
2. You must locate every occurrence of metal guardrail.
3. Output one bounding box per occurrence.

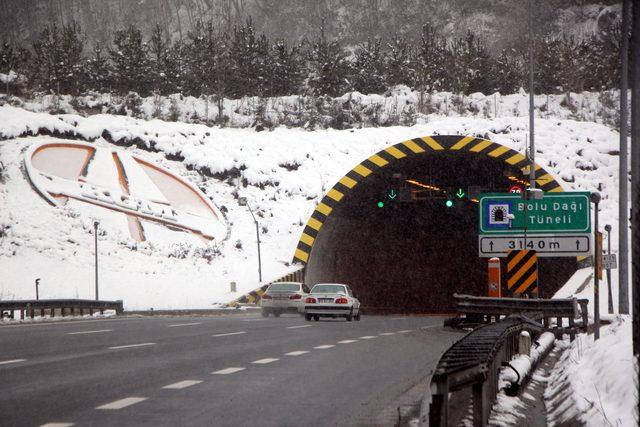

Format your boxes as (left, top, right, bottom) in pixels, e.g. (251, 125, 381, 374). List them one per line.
(0, 299, 124, 320)
(452, 293, 589, 341)
(422, 315, 543, 427)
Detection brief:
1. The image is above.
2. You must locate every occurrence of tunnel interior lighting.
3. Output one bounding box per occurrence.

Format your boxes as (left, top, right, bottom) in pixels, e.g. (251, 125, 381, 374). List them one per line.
(405, 179, 442, 192)
(507, 176, 531, 187)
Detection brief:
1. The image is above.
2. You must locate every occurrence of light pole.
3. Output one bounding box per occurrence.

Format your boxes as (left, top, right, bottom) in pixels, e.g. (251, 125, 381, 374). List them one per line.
(604, 225, 614, 314)
(94, 220, 99, 301)
(238, 198, 262, 283)
(590, 192, 601, 340)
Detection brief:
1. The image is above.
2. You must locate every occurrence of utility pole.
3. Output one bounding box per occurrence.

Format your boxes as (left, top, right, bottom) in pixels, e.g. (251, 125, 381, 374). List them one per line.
(590, 192, 601, 340)
(239, 198, 262, 283)
(94, 221, 99, 301)
(620, 0, 630, 315)
(630, 0, 640, 376)
(604, 224, 614, 314)
(528, 0, 536, 189)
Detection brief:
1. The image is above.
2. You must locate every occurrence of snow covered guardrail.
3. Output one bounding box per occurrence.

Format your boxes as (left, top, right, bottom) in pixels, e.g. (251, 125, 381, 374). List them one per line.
(420, 315, 543, 427)
(451, 294, 589, 342)
(0, 299, 124, 320)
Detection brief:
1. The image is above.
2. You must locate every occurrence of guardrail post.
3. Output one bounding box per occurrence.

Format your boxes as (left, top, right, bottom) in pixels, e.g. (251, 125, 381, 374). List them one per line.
(89, 307, 93, 316)
(20, 309, 24, 320)
(519, 331, 531, 356)
(429, 378, 449, 426)
(472, 380, 488, 426)
(568, 317, 576, 341)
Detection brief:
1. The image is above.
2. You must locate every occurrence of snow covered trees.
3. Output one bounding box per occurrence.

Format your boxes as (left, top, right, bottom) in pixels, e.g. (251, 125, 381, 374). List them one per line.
(30, 22, 84, 94)
(0, 17, 624, 100)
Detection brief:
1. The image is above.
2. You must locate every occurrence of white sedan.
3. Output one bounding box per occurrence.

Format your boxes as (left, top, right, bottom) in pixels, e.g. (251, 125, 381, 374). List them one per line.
(304, 283, 361, 322)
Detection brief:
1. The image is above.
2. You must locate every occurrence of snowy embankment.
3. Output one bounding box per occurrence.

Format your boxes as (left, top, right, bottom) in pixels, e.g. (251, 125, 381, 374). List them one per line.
(545, 318, 637, 427)
(0, 104, 621, 312)
(1, 87, 622, 130)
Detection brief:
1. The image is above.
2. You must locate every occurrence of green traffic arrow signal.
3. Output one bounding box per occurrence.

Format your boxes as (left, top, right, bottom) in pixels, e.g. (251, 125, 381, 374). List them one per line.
(456, 188, 465, 199)
(388, 189, 397, 200)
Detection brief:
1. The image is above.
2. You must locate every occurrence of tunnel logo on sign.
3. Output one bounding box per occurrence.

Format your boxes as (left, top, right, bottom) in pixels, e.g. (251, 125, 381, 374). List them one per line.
(24, 141, 228, 244)
(488, 203, 511, 227)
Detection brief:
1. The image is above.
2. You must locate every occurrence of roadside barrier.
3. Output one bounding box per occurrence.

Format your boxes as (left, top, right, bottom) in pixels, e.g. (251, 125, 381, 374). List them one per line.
(0, 299, 124, 320)
(451, 293, 588, 341)
(421, 315, 543, 427)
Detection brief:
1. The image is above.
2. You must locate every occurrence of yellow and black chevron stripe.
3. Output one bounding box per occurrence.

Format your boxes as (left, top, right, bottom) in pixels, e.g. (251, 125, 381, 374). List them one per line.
(293, 135, 565, 265)
(507, 249, 539, 296)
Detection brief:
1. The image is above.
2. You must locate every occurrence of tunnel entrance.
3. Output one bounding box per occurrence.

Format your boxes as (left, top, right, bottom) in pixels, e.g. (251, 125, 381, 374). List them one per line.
(295, 136, 577, 313)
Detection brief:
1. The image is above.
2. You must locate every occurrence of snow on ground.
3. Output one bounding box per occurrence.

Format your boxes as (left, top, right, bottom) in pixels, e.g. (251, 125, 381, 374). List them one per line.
(0, 105, 623, 311)
(546, 317, 637, 427)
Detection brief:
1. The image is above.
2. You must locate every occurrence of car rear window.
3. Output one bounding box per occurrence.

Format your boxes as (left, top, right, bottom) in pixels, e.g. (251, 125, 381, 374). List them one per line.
(268, 283, 300, 291)
(311, 285, 346, 294)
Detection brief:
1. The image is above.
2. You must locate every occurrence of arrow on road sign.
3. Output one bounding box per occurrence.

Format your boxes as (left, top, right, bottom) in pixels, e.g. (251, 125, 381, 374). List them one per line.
(456, 188, 465, 199)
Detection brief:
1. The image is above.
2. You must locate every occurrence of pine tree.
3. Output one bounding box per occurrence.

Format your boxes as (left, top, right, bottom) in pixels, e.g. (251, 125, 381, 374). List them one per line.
(0, 42, 23, 94)
(351, 38, 386, 94)
(84, 43, 112, 93)
(227, 18, 271, 98)
(448, 32, 493, 94)
(492, 49, 524, 94)
(110, 25, 152, 95)
(412, 24, 448, 93)
(305, 22, 351, 97)
(384, 35, 414, 88)
(269, 39, 303, 96)
(30, 22, 85, 94)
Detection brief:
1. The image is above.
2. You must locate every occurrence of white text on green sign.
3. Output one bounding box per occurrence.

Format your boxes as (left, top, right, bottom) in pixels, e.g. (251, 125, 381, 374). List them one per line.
(479, 192, 591, 234)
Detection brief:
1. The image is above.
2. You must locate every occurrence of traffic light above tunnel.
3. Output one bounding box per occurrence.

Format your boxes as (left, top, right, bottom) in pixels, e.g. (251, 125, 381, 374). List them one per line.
(295, 135, 575, 313)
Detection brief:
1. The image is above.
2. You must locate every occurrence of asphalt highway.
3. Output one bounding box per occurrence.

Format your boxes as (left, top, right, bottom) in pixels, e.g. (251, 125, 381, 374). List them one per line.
(0, 313, 463, 427)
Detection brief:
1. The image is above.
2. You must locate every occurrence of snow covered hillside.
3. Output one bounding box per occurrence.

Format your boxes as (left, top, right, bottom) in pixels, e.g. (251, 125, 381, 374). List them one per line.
(0, 105, 622, 310)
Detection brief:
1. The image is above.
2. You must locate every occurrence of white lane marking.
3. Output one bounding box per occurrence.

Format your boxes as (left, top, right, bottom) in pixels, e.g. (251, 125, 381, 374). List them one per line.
(40, 423, 75, 427)
(67, 329, 112, 335)
(162, 380, 203, 390)
(285, 350, 309, 356)
(420, 325, 441, 330)
(108, 342, 156, 350)
(0, 359, 26, 365)
(212, 367, 245, 375)
(287, 325, 312, 329)
(391, 317, 407, 320)
(96, 397, 147, 410)
(212, 331, 246, 337)
(168, 322, 201, 328)
(359, 336, 377, 340)
(379, 332, 396, 336)
(338, 340, 358, 344)
(314, 344, 335, 349)
(252, 358, 279, 364)
(242, 319, 266, 322)
(397, 330, 413, 333)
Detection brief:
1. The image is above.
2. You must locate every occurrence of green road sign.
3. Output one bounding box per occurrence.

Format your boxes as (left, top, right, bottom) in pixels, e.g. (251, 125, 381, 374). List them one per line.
(479, 192, 591, 235)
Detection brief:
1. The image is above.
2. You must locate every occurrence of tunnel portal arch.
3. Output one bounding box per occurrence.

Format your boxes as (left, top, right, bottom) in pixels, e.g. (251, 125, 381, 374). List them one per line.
(294, 135, 576, 313)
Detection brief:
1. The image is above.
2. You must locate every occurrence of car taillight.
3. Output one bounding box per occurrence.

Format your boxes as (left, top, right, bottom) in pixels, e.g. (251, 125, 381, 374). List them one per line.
(290, 294, 302, 300)
(335, 297, 348, 304)
(305, 297, 316, 303)
(262, 294, 272, 300)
